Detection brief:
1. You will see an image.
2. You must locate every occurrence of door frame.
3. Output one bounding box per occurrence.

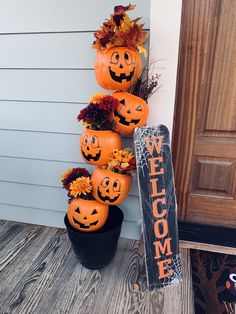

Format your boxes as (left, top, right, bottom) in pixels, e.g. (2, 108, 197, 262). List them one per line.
(150, 0, 236, 252)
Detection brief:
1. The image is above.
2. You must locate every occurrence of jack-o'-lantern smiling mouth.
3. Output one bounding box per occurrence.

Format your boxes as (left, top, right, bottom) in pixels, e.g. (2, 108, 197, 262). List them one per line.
(73, 217, 98, 229)
(81, 150, 101, 162)
(97, 188, 120, 203)
(109, 67, 135, 83)
(114, 110, 140, 126)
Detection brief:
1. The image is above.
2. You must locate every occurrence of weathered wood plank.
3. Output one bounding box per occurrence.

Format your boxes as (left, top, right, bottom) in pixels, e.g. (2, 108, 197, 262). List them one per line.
(0, 220, 23, 240)
(180, 248, 195, 314)
(9, 231, 72, 314)
(0, 225, 57, 308)
(0, 222, 25, 253)
(0, 220, 7, 227)
(100, 239, 156, 314)
(0, 221, 194, 313)
(35, 257, 90, 314)
(0, 224, 43, 273)
(133, 242, 166, 314)
(162, 248, 194, 313)
(1, 228, 66, 313)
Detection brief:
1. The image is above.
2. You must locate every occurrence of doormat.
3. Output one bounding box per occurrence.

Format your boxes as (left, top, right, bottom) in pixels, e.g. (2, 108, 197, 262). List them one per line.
(190, 250, 236, 314)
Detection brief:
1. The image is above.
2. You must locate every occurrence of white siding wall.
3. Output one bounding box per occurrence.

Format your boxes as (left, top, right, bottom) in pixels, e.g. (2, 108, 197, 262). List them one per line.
(0, 1, 150, 240)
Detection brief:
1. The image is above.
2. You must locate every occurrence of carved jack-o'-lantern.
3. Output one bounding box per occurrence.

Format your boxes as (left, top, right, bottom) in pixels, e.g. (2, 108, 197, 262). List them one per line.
(80, 128, 122, 166)
(111, 92, 149, 135)
(94, 47, 142, 91)
(91, 168, 132, 205)
(67, 198, 109, 232)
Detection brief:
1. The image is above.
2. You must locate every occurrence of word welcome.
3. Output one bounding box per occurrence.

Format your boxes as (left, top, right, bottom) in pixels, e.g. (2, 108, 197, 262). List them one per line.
(145, 135, 173, 279)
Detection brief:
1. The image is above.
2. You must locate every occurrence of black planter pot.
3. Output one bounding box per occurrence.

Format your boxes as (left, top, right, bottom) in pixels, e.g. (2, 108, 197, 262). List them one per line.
(64, 205, 124, 269)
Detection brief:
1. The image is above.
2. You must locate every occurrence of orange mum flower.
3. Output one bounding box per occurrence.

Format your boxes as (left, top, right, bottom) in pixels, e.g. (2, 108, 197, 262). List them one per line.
(69, 177, 92, 198)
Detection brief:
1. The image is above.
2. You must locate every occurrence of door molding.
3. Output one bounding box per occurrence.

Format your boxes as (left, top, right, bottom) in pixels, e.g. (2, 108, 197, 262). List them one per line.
(172, 0, 236, 227)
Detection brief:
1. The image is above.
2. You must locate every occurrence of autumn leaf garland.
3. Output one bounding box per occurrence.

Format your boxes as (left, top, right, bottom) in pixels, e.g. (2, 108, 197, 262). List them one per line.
(92, 4, 147, 56)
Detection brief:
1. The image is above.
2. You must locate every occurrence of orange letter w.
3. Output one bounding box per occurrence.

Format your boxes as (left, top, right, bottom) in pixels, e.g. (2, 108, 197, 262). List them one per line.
(145, 136, 164, 155)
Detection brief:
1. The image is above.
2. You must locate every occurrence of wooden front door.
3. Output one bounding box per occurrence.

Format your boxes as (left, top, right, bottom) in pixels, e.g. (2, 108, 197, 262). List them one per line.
(173, 0, 236, 228)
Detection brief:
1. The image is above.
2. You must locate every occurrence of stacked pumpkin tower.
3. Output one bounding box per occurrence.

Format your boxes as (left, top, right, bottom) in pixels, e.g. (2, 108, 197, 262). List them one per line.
(61, 5, 149, 235)
(89, 5, 148, 217)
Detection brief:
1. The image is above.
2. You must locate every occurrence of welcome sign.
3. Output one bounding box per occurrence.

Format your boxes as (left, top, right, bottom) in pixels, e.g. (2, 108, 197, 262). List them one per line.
(134, 125, 181, 290)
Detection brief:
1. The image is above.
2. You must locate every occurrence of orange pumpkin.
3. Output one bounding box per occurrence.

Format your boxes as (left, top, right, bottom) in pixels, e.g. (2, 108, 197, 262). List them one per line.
(91, 168, 132, 205)
(67, 198, 109, 232)
(80, 128, 121, 166)
(94, 47, 142, 91)
(111, 92, 149, 135)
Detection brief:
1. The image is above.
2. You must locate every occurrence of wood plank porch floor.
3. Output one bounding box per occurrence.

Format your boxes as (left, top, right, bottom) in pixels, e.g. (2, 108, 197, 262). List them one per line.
(0, 220, 194, 314)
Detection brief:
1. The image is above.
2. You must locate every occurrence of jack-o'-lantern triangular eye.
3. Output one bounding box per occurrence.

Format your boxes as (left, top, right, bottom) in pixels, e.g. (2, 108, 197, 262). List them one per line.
(136, 105, 142, 111)
(75, 207, 80, 214)
(120, 99, 125, 105)
(91, 209, 98, 215)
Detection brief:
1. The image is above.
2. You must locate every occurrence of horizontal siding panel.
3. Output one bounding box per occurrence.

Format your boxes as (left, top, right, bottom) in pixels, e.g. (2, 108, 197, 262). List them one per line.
(0, 130, 84, 162)
(0, 69, 106, 103)
(0, 130, 134, 162)
(0, 31, 149, 69)
(0, 101, 144, 137)
(0, 182, 141, 222)
(0, 101, 84, 134)
(0, 0, 150, 33)
(0, 33, 96, 68)
(0, 156, 139, 196)
(0, 204, 141, 240)
(0, 157, 94, 186)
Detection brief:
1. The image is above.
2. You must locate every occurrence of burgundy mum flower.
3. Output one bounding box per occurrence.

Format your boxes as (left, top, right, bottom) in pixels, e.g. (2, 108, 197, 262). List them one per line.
(77, 94, 119, 130)
(98, 95, 119, 112)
